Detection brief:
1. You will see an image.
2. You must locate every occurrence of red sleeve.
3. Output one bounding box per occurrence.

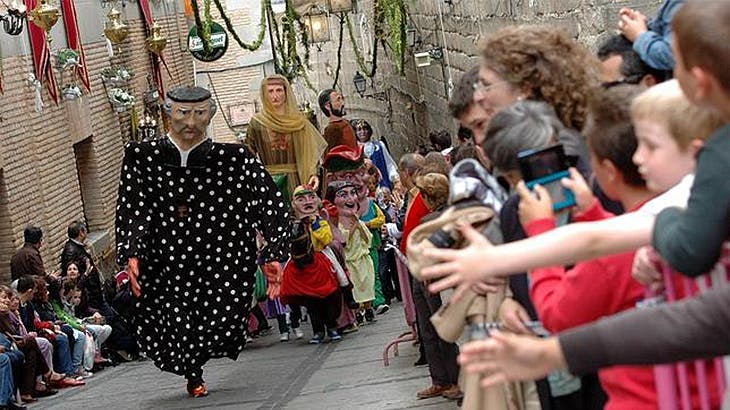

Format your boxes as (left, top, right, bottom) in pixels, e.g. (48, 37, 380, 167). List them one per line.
(525, 215, 642, 333)
(573, 199, 614, 222)
(401, 193, 430, 254)
(524, 217, 557, 237)
(34, 317, 53, 330)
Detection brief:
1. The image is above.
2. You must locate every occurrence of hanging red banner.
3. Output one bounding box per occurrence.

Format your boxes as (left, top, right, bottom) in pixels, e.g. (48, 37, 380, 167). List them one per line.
(60, 0, 91, 92)
(25, 0, 59, 105)
(138, 0, 166, 99)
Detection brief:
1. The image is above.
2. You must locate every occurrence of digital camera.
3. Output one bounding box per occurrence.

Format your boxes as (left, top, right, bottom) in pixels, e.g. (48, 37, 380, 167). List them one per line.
(517, 144, 576, 211)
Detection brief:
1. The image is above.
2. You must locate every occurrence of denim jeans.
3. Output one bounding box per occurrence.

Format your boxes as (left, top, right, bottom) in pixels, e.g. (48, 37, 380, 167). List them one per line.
(53, 332, 74, 375)
(0, 354, 14, 406)
(70, 328, 86, 372)
(86, 324, 113, 351)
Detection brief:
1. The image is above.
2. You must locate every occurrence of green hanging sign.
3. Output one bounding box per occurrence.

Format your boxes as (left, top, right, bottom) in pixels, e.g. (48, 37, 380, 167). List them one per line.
(188, 22, 229, 62)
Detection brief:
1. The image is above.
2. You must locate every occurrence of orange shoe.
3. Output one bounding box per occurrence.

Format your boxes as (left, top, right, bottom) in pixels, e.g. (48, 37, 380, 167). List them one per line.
(187, 382, 209, 398)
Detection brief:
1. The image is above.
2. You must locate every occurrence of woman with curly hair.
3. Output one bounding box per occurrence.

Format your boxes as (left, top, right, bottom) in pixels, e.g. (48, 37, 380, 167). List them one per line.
(473, 25, 600, 142)
(472, 26, 609, 410)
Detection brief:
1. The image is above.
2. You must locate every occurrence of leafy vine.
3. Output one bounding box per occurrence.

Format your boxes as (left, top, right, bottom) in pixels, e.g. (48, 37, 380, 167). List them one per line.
(189, 0, 211, 54)
(202, 0, 213, 47)
(331, 13, 344, 89)
(211, 0, 267, 51)
(345, 13, 377, 78)
(382, 0, 407, 74)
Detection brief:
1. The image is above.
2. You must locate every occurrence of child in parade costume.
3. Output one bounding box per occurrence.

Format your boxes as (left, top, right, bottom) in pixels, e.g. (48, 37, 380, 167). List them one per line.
(280, 182, 355, 343)
(325, 181, 377, 323)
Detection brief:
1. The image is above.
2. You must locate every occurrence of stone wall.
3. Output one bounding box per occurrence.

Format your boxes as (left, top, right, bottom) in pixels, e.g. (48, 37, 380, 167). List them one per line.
(298, 0, 664, 160)
(0, 6, 192, 282)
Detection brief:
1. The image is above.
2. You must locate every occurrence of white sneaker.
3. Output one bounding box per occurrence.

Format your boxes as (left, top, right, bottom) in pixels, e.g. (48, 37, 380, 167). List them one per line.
(293, 328, 304, 339)
(375, 304, 390, 315)
(280, 332, 290, 342)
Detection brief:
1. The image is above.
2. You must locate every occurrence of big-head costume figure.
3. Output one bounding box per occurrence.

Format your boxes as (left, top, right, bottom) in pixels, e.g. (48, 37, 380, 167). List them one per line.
(324, 146, 388, 315)
(280, 182, 356, 343)
(116, 86, 289, 398)
(247, 74, 327, 200)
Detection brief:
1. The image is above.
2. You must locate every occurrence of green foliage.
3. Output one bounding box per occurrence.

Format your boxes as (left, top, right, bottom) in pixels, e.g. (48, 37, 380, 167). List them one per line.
(380, 0, 407, 74)
(212, 0, 267, 51)
(344, 13, 377, 78)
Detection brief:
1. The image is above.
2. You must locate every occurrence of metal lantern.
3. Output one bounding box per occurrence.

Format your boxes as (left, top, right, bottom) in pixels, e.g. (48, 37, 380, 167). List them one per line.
(103, 8, 129, 44)
(406, 21, 417, 48)
(145, 22, 167, 54)
(28, 0, 58, 36)
(327, 0, 352, 13)
(1, 2, 26, 36)
(353, 71, 367, 97)
(138, 113, 158, 141)
(303, 6, 330, 44)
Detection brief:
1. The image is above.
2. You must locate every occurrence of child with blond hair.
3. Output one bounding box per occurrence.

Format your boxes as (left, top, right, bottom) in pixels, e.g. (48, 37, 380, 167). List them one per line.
(515, 80, 722, 409)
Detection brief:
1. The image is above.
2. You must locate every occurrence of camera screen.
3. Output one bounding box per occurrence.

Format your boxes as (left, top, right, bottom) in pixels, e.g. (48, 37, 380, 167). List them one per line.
(518, 145, 568, 181)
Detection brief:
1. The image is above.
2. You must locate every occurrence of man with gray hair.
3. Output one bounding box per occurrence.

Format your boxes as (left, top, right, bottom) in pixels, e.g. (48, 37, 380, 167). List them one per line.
(116, 86, 290, 398)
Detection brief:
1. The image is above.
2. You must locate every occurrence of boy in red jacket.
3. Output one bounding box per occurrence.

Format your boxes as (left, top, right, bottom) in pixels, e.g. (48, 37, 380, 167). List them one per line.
(516, 81, 720, 409)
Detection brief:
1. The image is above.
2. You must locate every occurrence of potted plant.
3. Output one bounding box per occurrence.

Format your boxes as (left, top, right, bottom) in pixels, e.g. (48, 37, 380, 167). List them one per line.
(57, 49, 80, 71)
(108, 87, 135, 112)
(62, 84, 83, 101)
(101, 66, 134, 87)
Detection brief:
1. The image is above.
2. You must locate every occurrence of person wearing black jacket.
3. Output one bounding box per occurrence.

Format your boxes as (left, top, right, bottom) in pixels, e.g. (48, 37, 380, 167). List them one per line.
(60, 221, 113, 318)
(60, 221, 92, 278)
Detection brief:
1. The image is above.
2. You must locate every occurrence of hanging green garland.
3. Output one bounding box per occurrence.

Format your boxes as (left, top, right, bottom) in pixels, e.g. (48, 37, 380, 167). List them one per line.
(190, 0, 211, 54)
(331, 13, 344, 89)
(345, 13, 378, 78)
(377, 0, 407, 75)
(202, 0, 213, 47)
(211, 0, 267, 51)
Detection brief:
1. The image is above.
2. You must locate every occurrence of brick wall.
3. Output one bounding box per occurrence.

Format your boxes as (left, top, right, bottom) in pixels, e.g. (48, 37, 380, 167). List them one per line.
(0, 11, 193, 283)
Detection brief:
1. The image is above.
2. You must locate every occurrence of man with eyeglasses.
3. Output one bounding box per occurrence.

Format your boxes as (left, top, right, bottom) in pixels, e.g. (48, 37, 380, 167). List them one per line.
(115, 86, 289, 399)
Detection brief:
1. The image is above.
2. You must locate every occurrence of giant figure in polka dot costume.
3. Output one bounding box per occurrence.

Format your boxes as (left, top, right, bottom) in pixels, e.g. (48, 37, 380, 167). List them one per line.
(115, 86, 289, 398)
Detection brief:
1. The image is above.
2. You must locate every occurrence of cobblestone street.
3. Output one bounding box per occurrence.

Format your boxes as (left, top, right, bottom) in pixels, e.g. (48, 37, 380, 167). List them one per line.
(32, 303, 458, 410)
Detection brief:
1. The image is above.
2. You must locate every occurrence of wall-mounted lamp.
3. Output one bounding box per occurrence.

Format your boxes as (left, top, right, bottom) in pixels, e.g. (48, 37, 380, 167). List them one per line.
(327, 0, 352, 14)
(414, 47, 444, 67)
(353, 71, 387, 101)
(303, 5, 330, 49)
(405, 20, 420, 48)
(0, 2, 25, 36)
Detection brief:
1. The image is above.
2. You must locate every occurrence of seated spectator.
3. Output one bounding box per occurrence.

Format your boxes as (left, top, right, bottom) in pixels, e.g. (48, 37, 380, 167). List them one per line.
(0, 287, 59, 403)
(30, 279, 90, 379)
(0, 350, 21, 410)
(54, 280, 112, 367)
(0, 287, 60, 396)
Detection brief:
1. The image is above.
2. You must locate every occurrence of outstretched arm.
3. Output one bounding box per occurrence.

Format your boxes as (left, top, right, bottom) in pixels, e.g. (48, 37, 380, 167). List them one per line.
(560, 284, 730, 375)
(460, 285, 730, 387)
(421, 211, 654, 301)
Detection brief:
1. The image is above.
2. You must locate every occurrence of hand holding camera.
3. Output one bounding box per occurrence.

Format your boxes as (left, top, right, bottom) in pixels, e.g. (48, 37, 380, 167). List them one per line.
(517, 181, 554, 226)
(517, 144, 576, 213)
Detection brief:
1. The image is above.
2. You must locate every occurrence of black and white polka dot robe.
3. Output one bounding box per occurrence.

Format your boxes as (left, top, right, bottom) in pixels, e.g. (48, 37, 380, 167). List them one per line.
(115, 137, 289, 377)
